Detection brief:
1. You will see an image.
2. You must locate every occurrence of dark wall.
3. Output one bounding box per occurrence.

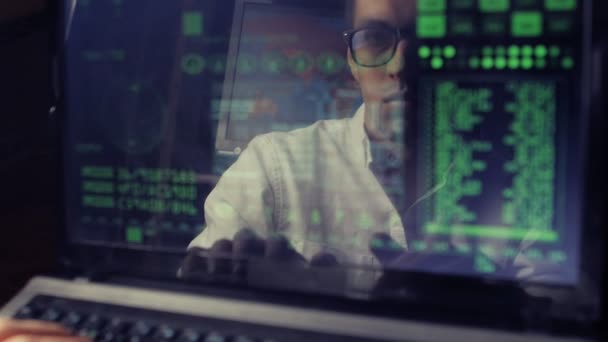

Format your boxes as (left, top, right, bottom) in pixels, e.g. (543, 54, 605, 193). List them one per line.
(0, 0, 57, 304)
(0, 1, 47, 24)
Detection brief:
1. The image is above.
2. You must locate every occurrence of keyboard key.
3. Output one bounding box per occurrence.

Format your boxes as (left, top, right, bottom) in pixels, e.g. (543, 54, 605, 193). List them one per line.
(12, 298, 289, 342)
(107, 318, 131, 334)
(98, 331, 118, 342)
(40, 308, 63, 322)
(83, 314, 107, 330)
(14, 305, 42, 319)
(176, 328, 201, 342)
(204, 332, 226, 342)
(154, 324, 178, 340)
(61, 312, 84, 329)
(77, 328, 100, 340)
(113, 335, 128, 342)
(131, 321, 154, 336)
(233, 335, 256, 342)
(127, 336, 149, 342)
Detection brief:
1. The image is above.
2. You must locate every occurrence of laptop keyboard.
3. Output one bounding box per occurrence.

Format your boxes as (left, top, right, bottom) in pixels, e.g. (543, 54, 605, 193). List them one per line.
(12, 295, 372, 342)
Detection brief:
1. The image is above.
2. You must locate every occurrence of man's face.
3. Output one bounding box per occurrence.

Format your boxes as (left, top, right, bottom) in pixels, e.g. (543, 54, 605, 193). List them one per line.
(348, 0, 416, 140)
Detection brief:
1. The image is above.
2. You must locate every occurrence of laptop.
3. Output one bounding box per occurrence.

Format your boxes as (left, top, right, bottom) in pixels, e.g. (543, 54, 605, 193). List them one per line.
(1, 0, 604, 341)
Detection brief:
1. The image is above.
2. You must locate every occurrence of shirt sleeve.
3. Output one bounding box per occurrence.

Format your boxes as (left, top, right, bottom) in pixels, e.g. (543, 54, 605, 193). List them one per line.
(188, 135, 280, 250)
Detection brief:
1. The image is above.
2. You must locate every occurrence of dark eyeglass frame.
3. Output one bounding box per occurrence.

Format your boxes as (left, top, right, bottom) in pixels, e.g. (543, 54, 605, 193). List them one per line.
(343, 23, 416, 68)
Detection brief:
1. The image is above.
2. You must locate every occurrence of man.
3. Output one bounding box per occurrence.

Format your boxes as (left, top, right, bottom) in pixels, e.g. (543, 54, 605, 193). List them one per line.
(187, 0, 418, 270)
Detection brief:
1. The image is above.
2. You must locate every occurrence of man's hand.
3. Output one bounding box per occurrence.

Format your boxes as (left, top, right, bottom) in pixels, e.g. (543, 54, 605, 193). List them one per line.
(180, 229, 338, 279)
(0, 319, 89, 342)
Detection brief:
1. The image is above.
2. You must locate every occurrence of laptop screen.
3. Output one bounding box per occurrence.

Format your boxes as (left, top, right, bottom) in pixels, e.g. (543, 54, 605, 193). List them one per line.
(62, 0, 590, 289)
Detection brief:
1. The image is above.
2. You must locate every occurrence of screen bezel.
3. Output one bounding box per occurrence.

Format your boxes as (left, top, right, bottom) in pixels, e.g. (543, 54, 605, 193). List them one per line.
(54, 0, 603, 337)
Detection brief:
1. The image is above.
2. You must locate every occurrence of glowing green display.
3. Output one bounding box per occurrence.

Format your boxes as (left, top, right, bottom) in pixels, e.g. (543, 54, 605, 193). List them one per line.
(511, 11, 543, 37)
(495, 57, 507, 69)
(425, 223, 558, 241)
(562, 57, 575, 69)
(475, 254, 496, 273)
(469, 57, 480, 69)
(548, 17, 573, 34)
(431, 57, 444, 69)
(545, 0, 577, 10)
(237, 54, 257, 74)
(479, 0, 510, 12)
(316, 53, 344, 75)
(83, 181, 114, 194)
(535, 45, 548, 57)
(289, 53, 312, 74)
(482, 57, 494, 69)
(451, 16, 475, 35)
(419, 46, 432, 59)
(417, 0, 446, 12)
(82, 166, 113, 179)
(482, 17, 508, 35)
(425, 80, 558, 243)
(209, 57, 226, 74)
(508, 45, 520, 56)
(126, 226, 144, 243)
(260, 53, 286, 74)
(83, 195, 115, 208)
(182, 12, 203, 36)
(81, 167, 199, 217)
(417, 15, 447, 38)
(443, 45, 456, 58)
(181, 54, 205, 75)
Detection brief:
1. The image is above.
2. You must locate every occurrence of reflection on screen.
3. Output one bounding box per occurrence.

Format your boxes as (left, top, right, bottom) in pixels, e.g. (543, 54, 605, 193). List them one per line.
(64, 0, 587, 285)
(217, 2, 359, 153)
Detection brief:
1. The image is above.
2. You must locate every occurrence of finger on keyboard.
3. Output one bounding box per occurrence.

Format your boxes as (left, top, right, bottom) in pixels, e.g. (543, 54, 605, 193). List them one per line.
(0, 318, 89, 342)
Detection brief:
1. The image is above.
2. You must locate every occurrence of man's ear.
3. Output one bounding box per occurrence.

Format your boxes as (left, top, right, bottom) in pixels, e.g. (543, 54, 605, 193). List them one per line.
(347, 48, 360, 83)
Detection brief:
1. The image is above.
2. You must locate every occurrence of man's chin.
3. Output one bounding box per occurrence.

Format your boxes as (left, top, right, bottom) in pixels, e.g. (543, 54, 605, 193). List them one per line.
(364, 101, 406, 141)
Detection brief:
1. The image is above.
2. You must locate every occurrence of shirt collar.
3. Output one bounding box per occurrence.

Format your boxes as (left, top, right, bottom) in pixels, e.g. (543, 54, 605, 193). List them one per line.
(349, 103, 373, 168)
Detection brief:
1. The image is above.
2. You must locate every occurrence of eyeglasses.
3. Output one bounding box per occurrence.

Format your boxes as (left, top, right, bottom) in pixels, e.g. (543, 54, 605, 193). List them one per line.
(343, 23, 414, 68)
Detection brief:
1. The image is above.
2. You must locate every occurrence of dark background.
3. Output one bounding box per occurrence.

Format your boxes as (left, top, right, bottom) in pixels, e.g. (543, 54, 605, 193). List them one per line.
(0, 1, 606, 335)
(0, 0, 57, 305)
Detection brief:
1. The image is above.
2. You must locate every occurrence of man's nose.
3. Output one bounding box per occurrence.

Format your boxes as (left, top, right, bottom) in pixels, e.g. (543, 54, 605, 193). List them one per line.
(386, 40, 407, 78)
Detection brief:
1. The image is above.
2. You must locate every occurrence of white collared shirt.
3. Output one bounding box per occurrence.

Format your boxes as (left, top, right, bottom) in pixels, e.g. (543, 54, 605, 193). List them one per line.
(189, 104, 406, 267)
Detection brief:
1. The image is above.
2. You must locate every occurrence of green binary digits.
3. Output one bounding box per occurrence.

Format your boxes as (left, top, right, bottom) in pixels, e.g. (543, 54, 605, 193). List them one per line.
(81, 166, 198, 216)
(432, 82, 492, 227)
(425, 80, 558, 242)
(505, 82, 556, 236)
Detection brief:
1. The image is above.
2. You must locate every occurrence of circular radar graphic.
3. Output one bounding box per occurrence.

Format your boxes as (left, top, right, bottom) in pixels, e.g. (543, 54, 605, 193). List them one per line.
(181, 53, 206, 75)
(97, 80, 169, 155)
(316, 52, 345, 75)
(261, 53, 287, 74)
(237, 53, 257, 74)
(208, 55, 226, 74)
(289, 52, 313, 74)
